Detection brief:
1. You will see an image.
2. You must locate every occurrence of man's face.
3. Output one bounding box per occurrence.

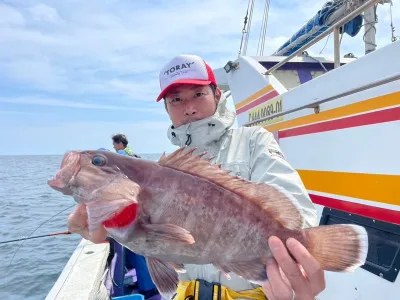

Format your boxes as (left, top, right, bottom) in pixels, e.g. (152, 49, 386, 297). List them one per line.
(164, 84, 220, 127)
(113, 142, 124, 151)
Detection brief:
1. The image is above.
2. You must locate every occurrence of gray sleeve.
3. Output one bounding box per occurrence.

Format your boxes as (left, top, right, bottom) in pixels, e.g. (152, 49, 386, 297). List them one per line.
(248, 127, 318, 228)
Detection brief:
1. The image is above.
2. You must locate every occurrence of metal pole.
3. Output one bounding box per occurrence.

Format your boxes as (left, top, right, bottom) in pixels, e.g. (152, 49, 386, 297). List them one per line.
(265, 0, 381, 74)
(364, 5, 377, 54)
(334, 27, 341, 68)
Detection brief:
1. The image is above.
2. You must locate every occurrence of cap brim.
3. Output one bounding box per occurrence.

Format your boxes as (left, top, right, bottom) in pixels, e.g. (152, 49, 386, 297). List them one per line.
(156, 79, 212, 102)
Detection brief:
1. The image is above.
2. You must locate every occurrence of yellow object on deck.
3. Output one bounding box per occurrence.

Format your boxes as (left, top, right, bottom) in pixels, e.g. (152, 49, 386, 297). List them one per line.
(174, 280, 268, 300)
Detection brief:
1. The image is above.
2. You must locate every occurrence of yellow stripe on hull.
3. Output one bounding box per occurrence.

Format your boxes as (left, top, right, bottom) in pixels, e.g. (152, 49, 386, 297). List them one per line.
(298, 170, 400, 206)
(265, 91, 400, 132)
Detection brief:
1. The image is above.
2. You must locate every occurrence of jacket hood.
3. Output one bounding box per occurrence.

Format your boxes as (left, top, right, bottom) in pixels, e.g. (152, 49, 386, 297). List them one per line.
(167, 93, 236, 152)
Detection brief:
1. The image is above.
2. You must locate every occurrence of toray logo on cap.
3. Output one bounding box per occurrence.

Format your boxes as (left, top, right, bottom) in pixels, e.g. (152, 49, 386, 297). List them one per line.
(156, 54, 216, 101)
(163, 61, 196, 77)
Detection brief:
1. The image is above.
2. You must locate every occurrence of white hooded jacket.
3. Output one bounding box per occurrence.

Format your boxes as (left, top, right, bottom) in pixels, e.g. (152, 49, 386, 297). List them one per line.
(167, 93, 318, 291)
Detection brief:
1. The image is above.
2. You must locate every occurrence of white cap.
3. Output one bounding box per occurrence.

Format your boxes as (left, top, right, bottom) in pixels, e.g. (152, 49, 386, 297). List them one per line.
(156, 54, 217, 101)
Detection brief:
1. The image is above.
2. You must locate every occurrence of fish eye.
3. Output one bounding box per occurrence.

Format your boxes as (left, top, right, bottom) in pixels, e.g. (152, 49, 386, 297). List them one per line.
(91, 155, 106, 166)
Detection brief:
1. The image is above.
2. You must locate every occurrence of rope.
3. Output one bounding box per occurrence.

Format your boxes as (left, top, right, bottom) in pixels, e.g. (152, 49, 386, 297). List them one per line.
(243, 0, 255, 56)
(389, 1, 399, 42)
(257, 0, 270, 56)
(362, 4, 378, 52)
(238, 9, 248, 56)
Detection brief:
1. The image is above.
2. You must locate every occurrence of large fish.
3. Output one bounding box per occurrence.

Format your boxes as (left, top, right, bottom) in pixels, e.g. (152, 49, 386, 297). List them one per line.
(48, 148, 368, 297)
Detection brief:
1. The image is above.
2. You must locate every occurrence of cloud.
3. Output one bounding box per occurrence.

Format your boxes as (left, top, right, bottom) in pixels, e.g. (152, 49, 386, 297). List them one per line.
(0, 3, 25, 27)
(2, 57, 67, 91)
(28, 3, 61, 23)
(0, 95, 165, 113)
(106, 79, 160, 101)
(2, 0, 397, 95)
(0, 0, 252, 94)
(0, 0, 398, 155)
(0, 110, 43, 115)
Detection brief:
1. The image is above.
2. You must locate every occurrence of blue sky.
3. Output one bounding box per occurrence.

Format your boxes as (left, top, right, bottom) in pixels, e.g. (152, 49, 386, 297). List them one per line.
(0, 0, 398, 155)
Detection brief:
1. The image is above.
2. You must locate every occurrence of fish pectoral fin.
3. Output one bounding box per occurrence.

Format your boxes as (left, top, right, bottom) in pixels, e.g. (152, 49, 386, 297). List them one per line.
(142, 223, 195, 244)
(214, 260, 267, 282)
(146, 257, 179, 299)
(86, 199, 135, 232)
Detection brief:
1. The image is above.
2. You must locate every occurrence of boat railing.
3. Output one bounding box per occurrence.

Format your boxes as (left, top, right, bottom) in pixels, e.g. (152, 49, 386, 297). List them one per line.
(265, 0, 383, 74)
(244, 72, 400, 127)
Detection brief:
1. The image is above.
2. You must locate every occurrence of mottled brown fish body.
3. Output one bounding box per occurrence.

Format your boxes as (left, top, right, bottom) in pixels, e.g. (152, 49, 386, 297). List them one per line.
(116, 163, 306, 264)
(48, 148, 369, 298)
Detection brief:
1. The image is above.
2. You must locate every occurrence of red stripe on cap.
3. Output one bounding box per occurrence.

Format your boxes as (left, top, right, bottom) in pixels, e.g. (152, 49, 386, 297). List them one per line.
(203, 59, 217, 87)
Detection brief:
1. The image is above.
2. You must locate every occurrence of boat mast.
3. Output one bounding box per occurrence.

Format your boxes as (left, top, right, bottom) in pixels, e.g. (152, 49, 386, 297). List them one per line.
(364, 5, 377, 54)
(238, 0, 270, 57)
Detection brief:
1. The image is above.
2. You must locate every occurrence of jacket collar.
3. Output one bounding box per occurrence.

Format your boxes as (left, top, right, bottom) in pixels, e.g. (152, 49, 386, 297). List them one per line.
(167, 94, 236, 152)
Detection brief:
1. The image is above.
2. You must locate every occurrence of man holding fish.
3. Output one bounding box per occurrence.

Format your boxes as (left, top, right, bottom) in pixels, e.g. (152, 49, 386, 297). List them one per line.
(52, 54, 368, 300)
(153, 54, 326, 300)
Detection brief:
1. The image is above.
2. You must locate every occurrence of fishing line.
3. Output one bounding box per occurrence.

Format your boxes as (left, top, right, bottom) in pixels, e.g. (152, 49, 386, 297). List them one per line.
(0, 231, 73, 244)
(5, 204, 75, 275)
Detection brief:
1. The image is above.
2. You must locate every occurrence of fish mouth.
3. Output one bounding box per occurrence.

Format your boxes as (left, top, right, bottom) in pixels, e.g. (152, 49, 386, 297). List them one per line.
(48, 151, 81, 194)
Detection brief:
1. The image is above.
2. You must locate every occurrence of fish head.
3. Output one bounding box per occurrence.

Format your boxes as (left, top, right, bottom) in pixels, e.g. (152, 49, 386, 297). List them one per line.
(48, 150, 129, 199)
(48, 150, 141, 230)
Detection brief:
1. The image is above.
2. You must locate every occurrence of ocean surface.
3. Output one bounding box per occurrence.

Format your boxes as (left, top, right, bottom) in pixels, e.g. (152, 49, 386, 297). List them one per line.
(0, 153, 162, 300)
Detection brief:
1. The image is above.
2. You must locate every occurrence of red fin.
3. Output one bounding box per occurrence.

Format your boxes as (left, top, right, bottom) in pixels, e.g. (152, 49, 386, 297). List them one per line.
(102, 203, 138, 228)
(159, 147, 303, 230)
(305, 224, 369, 272)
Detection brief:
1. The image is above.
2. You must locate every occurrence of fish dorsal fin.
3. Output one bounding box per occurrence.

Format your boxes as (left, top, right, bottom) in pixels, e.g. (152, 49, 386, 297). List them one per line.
(158, 147, 304, 230)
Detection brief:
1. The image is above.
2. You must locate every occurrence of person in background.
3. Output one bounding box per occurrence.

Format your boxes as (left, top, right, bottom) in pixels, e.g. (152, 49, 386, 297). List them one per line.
(112, 134, 141, 158)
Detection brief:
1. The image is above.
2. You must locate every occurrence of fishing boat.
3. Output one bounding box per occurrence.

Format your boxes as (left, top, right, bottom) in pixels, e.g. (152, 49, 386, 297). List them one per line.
(214, 0, 400, 299)
(46, 0, 399, 299)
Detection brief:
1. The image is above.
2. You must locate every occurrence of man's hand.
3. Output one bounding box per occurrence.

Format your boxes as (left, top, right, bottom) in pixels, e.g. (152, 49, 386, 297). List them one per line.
(67, 203, 108, 243)
(262, 236, 326, 300)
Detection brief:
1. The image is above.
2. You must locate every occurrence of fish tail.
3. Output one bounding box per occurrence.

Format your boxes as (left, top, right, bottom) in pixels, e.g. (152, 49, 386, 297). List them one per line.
(304, 224, 369, 272)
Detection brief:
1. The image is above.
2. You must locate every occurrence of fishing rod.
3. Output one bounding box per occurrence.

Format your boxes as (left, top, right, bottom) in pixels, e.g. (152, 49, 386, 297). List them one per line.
(0, 231, 74, 245)
(4, 204, 76, 286)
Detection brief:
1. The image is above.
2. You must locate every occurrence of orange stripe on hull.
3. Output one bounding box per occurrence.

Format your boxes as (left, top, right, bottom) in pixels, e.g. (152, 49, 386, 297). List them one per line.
(235, 85, 274, 109)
